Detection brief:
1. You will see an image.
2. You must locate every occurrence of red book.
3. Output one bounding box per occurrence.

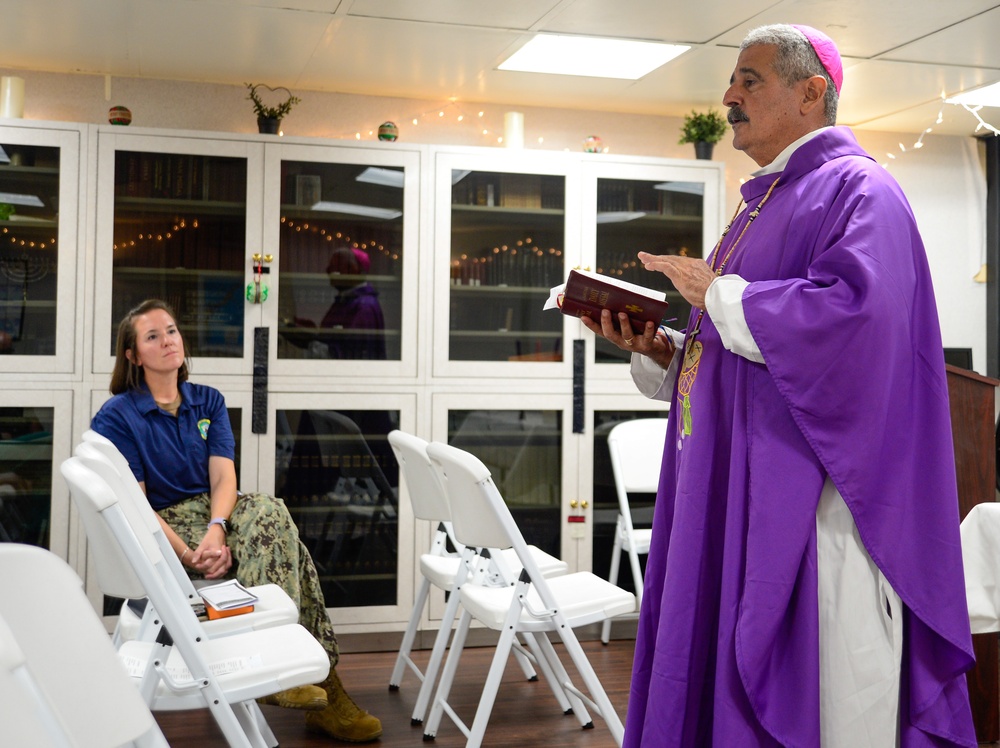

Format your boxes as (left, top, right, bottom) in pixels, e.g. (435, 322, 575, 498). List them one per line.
(548, 268, 669, 332)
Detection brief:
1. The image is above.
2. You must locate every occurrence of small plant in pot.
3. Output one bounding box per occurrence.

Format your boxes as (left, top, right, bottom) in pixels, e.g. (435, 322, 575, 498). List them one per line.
(245, 83, 301, 134)
(678, 109, 729, 160)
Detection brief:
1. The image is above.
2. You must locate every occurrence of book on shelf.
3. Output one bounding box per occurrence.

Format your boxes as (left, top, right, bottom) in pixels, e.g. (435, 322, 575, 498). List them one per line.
(198, 578, 258, 619)
(544, 268, 669, 332)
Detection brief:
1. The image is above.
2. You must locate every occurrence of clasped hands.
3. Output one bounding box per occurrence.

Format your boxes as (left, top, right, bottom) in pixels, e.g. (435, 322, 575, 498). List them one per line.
(186, 535, 232, 579)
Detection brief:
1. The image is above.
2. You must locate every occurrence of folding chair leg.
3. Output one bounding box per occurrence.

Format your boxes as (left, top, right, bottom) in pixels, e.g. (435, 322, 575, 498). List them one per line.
(531, 632, 593, 727)
(249, 701, 278, 748)
(410, 578, 463, 724)
(602, 517, 626, 644)
(513, 636, 538, 681)
(233, 700, 271, 748)
(465, 600, 526, 748)
(423, 608, 474, 740)
(520, 633, 574, 714)
(627, 547, 645, 610)
(389, 574, 432, 689)
(555, 628, 625, 746)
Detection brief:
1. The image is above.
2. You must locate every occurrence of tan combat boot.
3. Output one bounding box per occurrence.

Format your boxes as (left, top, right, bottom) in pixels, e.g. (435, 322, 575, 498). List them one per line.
(304, 668, 383, 743)
(257, 683, 328, 710)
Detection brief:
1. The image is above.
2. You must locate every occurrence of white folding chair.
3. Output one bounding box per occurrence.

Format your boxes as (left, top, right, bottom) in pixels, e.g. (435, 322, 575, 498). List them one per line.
(387, 429, 569, 725)
(601, 417, 667, 644)
(0, 543, 169, 748)
(61, 455, 330, 748)
(423, 441, 635, 747)
(77, 431, 299, 645)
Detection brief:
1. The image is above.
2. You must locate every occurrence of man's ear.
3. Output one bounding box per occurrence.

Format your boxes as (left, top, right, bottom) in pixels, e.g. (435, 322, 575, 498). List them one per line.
(801, 75, 828, 115)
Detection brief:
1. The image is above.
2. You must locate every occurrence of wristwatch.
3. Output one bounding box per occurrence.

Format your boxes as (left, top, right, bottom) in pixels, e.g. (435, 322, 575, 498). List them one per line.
(208, 517, 229, 535)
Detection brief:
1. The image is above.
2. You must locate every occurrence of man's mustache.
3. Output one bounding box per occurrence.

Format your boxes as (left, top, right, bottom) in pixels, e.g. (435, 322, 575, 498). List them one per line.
(728, 107, 749, 125)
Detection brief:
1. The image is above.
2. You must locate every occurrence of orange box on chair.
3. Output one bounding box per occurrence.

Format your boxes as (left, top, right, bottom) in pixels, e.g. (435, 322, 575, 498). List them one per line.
(205, 603, 255, 620)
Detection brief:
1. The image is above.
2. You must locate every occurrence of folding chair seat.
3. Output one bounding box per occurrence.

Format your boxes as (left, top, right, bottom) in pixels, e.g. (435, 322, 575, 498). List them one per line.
(61, 455, 330, 748)
(77, 432, 298, 645)
(601, 417, 667, 644)
(423, 441, 635, 747)
(0, 544, 169, 748)
(386, 429, 568, 725)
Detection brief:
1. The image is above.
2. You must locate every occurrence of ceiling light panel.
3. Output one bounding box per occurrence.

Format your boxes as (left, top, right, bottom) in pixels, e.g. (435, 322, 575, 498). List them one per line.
(499, 34, 690, 80)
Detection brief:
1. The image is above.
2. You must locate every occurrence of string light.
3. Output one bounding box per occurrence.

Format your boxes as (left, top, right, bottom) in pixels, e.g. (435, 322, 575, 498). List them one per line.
(326, 100, 500, 143)
(879, 98, 1000, 168)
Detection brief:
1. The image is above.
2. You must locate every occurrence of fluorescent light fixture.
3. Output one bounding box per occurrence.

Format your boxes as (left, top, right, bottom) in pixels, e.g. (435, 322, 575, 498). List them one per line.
(653, 181, 704, 195)
(945, 81, 1000, 108)
(355, 167, 405, 188)
(499, 34, 689, 80)
(596, 211, 646, 224)
(311, 201, 402, 220)
(0, 191, 43, 207)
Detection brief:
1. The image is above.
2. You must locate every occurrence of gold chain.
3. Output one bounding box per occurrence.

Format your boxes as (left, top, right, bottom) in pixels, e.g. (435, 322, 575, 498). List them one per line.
(687, 176, 781, 339)
(707, 176, 780, 277)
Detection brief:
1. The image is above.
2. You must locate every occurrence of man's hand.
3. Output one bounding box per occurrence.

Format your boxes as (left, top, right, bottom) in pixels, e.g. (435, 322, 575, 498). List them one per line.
(579, 309, 675, 370)
(638, 252, 715, 310)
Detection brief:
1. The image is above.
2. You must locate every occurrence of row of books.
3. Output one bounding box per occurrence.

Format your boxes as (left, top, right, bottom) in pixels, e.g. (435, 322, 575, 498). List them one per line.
(449, 246, 565, 288)
(598, 182, 703, 217)
(451, 172, 564, 210)
(114, 152, 248, 203)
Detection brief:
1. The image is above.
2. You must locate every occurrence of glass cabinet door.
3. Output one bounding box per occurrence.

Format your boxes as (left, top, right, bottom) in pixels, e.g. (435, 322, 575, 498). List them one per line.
(432, 392, 578, 566)
(433, 152, 580, 376)
(94, 132, 263, 376)
(0, 389, 73, 556)
(0, 124, 80, 371)
(266, 144, 420, 379)
(242, 391, 416, 628)
(582, 161, 724, 370)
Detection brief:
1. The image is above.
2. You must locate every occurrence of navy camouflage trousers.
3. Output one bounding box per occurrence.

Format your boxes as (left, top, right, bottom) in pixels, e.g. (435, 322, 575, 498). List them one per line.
(158, 492, 339, 667)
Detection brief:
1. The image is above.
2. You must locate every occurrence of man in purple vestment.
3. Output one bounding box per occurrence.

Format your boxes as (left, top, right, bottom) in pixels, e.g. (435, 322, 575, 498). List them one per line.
(583, 24, 977, 747)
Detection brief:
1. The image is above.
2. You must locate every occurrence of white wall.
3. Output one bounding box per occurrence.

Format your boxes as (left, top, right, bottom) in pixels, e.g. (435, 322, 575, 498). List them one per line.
(3, 68, 988, 373)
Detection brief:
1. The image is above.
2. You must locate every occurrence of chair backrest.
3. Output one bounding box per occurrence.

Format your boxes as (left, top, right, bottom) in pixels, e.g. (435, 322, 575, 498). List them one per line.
(60, 456, 209, 651)
(81, 429, 134, 482)
(388, 430, 452, 523)
(607, 418, 667, 506)
(0, 613, 72, 748)
(0, 543, 166, 748)
(77, 435, 202, 600)
(61, 453, 152, 600)
(425, 441, 520, 557)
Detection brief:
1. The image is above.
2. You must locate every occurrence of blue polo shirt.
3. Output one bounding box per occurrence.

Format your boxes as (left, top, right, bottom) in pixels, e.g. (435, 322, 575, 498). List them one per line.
(91, 381, 236, 510)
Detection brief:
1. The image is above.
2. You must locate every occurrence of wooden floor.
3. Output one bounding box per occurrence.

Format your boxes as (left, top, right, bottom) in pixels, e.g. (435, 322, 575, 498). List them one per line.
(154, 638, 635, 747)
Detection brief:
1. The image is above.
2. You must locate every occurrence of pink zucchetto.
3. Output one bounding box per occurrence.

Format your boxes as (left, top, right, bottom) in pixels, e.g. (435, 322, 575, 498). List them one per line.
(791, 24, 843, 95)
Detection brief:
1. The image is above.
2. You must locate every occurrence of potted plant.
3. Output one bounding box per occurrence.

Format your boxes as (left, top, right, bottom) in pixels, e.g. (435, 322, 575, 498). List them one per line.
(245, 83, 301, 134)
(678, 109, 729, 160)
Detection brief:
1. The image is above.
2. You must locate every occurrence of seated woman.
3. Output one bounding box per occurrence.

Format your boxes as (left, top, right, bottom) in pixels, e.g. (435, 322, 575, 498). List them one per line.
(91, 299, 381, 744)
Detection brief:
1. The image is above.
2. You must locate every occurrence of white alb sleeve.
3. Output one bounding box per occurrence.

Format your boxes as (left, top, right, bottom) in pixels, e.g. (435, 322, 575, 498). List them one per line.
(629, 328, 684, 402)
(705, 275, 765, 363)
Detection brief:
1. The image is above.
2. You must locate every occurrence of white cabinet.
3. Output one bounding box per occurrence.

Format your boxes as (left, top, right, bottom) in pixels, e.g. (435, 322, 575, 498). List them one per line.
(3, 120, 725, 634)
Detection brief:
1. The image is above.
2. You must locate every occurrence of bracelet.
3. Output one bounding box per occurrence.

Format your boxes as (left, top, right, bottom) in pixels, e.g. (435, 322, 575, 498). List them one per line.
(180, 548, 190, 564)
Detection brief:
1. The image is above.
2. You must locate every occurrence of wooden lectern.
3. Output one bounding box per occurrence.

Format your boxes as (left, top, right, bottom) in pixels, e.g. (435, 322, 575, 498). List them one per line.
(946, 363, 1000, 742)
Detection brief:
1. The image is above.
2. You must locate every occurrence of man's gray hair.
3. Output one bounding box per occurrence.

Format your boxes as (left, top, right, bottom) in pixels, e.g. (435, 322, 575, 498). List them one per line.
(741, 24, 838, 125)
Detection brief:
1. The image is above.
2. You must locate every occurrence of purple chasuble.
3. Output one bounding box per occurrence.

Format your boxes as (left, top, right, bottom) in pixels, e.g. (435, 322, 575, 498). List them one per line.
(624, 127, 976, 747)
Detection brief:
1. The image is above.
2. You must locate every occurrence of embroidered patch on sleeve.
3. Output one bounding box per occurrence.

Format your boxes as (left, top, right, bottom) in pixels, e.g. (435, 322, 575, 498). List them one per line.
(198, 419, 211, 440)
